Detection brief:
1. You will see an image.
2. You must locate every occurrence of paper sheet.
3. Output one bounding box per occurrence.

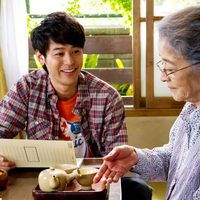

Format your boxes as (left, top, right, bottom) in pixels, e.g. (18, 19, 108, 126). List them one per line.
(0, 139, 77, 167)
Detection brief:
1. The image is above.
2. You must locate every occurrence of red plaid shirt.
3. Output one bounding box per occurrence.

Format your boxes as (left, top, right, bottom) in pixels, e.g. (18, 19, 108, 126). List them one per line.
(0, 69, 127, 156)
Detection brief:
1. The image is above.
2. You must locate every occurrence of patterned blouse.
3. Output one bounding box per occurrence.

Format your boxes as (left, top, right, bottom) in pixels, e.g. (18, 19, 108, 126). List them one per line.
(134, 102, 200, 200)
(0, 69, 127, 156)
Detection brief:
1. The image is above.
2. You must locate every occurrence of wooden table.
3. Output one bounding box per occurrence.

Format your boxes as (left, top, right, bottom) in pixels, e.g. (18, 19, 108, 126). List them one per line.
(0, 159, 121, 200)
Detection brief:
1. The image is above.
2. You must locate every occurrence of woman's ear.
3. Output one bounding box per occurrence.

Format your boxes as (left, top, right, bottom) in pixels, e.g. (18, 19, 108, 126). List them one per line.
(35, 51, 45, 65)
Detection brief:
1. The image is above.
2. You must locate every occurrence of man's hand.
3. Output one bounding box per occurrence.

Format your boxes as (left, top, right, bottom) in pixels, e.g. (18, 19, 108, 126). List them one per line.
(93, 145, 138, 184)
(0, 155, 16, 171)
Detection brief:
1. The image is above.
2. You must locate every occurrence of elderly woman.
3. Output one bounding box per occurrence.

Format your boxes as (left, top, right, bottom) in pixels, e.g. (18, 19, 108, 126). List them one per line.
(94, 6, 200, 200)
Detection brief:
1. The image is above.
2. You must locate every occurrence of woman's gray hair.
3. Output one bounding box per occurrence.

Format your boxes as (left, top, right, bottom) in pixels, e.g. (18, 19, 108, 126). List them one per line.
(158, 6, 200, 63)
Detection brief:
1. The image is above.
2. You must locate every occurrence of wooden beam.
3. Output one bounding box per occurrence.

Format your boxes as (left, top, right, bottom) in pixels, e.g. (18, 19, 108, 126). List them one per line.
(146, 0, 154, 108)
(84, 68, 132, 84)
(29, 35, 132, 56)
(133, 0, 142, 108)
(84, 35, 132, 54)
(125, 108, 181, 116)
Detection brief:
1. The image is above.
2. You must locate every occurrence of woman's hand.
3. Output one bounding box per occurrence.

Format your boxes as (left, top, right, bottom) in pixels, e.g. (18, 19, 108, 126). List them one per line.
(93, 145, 138, 184)
(0, 154, 16, 171)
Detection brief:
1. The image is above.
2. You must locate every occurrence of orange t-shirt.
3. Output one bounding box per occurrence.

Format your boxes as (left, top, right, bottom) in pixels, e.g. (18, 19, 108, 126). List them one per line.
(57, 94, 91, 158)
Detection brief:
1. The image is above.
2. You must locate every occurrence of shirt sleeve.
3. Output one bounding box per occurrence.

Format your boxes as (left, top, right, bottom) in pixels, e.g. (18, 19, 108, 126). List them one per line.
(133, 145, 171, 181)
(193, 186, 200, 200)
(0, 76, 29, 138)
(100, 91, 128, 156)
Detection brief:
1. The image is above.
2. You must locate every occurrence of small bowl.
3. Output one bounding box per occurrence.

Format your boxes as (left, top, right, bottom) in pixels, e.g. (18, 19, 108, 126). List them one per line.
(0, 169, 8, 191)
(52, 164, 77, 174)
(76, 167, 98, 190)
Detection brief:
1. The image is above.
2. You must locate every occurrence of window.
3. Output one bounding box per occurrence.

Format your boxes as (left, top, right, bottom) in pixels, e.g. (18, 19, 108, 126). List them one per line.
(26, 0, 200, 116)
(128, 0, 199, 116)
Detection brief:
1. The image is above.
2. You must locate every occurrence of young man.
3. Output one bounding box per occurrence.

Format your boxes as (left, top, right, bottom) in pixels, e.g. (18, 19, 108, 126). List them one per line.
(0, 11, 127, 165)
(0, 12, 151, 199)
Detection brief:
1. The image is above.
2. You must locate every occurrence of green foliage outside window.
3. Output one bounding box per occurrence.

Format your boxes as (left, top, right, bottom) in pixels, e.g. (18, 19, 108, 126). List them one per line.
(102, 0, 132, 27)
(82, 54, 99, 69)
(66, 0, 81, 16)
(65, 0, 132, 28)
(27, 16, 38, 37)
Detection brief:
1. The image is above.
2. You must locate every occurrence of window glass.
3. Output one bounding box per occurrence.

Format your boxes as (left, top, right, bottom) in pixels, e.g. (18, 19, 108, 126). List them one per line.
(154, 0, 200, 16)
(141, 0, 200, 18)
(29, 0, 115, 15)
(28, 0, 125, 27)
(141, 22, 146, 97)
(29, 0, 66, 14)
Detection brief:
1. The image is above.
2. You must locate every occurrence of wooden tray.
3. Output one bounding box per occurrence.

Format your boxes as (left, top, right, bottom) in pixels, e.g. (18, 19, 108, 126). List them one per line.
(32, 179, 108, 200)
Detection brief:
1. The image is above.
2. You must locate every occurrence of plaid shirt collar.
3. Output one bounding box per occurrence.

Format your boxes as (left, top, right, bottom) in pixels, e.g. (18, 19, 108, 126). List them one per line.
(44, 69, 90, 113)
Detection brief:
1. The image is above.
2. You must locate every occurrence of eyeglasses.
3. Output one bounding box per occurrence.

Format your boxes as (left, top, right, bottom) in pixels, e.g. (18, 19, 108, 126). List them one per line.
(156, 60, 200, 77)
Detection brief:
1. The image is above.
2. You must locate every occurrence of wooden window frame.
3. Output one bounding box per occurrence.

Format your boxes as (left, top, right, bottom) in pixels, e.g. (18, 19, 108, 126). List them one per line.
(130, 0, 184, 116)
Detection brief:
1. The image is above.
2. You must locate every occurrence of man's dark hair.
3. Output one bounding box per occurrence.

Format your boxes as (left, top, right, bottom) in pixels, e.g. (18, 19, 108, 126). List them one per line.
(31, 12, 85, 57)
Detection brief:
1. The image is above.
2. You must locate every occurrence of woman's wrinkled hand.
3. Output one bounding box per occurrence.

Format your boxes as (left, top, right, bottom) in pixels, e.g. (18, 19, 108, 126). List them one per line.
(0, 154, 16, 171)
(93, 145, 138, 184)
